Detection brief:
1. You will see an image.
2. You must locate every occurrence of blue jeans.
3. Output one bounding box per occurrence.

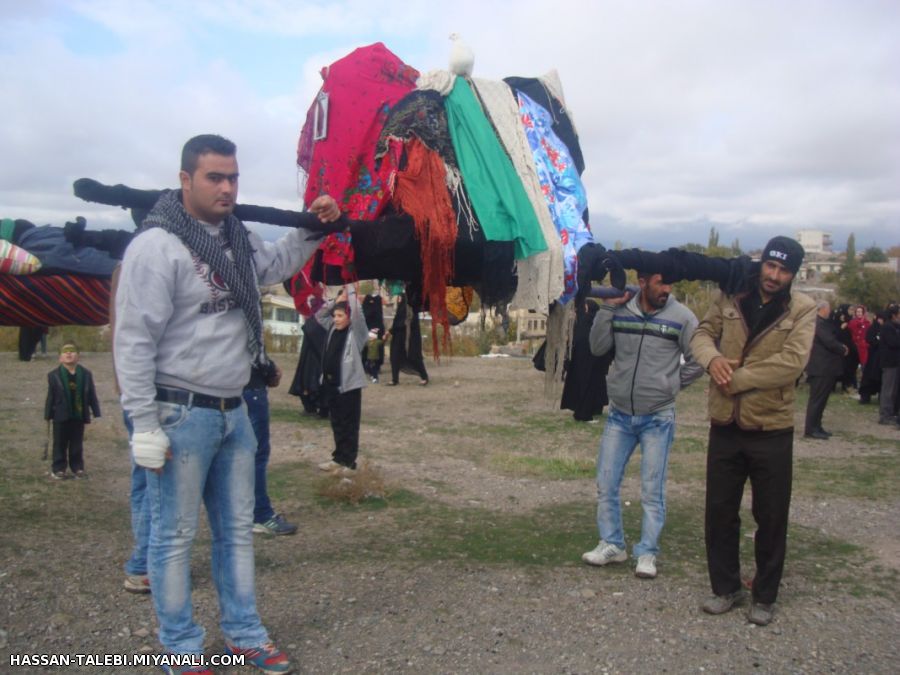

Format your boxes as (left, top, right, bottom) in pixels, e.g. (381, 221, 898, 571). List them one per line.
(122, 412, 151, 576)
(147, 401, 268, 655)
(243, 387, 275, 524)
(595, 406, 676, 557)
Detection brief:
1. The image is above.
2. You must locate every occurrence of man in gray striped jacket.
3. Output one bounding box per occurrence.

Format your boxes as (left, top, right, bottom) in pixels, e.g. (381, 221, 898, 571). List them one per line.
(581, 271, 703, 579)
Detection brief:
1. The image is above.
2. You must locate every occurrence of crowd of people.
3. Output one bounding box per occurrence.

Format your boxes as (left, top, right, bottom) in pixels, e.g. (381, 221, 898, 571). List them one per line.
(30, 133, 898, 672)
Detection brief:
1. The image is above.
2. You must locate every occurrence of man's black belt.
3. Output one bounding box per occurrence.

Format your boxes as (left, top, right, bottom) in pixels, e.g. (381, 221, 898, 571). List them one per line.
(156, 386, 242, 412)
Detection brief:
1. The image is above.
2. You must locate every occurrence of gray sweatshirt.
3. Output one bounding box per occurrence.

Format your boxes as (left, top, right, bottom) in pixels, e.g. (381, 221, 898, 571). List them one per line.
(114, 223, 318, 433)
(314, 287, 369, 393)
(589, 292, 703, 416)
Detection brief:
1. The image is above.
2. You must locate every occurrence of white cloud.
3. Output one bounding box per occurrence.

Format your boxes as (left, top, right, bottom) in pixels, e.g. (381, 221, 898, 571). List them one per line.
(1, 0, 898, 250)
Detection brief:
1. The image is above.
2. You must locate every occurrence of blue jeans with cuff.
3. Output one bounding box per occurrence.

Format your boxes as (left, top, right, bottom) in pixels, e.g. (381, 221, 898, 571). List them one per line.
(595, 406, 676, 557)
(146, 401, 269, 655)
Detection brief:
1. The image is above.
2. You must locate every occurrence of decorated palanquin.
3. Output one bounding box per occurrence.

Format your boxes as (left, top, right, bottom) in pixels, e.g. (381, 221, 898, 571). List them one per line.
(292, 41, 594, 361)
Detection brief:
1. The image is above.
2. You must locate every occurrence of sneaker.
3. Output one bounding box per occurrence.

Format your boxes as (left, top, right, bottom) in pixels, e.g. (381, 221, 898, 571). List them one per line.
(701, 590, 746, 615)
(73, 470, 88, 479)
(318, 460, 343, 472)
(124, 574, 151, 594)
(225, 641, 291, 674)
(582, 541, 628, 566)
(635, 554, 657, 579)
(803, 430, 829, 440)
(748, 601, 775, 626)
(253, 514, 298, 536)
(50, 471, 67, 480)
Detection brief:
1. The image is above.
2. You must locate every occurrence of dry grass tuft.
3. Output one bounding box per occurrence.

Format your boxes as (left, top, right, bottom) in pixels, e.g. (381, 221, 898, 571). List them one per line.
(315, 460, 390, 505)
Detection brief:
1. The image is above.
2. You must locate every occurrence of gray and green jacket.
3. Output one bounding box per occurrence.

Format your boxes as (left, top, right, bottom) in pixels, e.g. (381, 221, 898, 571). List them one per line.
(589, 292, 702, 416)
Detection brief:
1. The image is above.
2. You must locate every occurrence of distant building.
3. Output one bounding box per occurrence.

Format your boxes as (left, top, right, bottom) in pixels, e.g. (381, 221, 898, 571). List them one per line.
(796, 229, 833, 254)
(260, 285, 302, 352)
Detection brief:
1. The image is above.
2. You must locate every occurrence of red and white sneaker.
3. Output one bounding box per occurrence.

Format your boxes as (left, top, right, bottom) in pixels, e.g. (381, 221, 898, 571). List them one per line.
(225, 641, 292, 674)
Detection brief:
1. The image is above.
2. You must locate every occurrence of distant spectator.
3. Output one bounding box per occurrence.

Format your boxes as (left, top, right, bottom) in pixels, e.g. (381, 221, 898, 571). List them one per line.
(848, 305, 871, 368)
(44, 343, 101, 479)
(878, 305, 900, 426)
(832, 304, 858, 393)
(804, 301, 847, 439)
(858, 313, 884, 405)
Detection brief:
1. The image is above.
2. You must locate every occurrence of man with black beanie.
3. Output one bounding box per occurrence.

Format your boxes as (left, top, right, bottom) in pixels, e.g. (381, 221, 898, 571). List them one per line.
(690, 236, 816, 626)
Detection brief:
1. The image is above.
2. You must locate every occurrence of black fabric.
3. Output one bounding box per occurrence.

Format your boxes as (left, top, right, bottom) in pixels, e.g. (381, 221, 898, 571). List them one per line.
(879, 320, 900, 369)
(806, 316, 846, 376)
(389, 294, 429, 384)
(705, 423, 793, 604)
(18, 326, 43, 361)
(560, 300, 612, 421)
(322, 326, 349, 401)
(52, 419, 85, 474)
(362, 294, 385, 334)
(805, 374, 837, 434)
(329, 387, 361, 468)
(376, 89, 460, 167)
(740, 288, 790, 344)
(831, 305, 859, 389)
(289, 318, 329, 416)
(859, 320, 882, 401)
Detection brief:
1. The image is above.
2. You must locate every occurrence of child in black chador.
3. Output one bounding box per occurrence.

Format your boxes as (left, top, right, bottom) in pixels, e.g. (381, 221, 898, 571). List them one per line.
(44, 343, 101, 479)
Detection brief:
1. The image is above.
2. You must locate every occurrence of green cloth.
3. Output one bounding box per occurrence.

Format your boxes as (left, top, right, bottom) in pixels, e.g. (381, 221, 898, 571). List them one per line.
(444, 77, 547, 260)
(60, 365, 86, 421)
(0, 218, 14, 242)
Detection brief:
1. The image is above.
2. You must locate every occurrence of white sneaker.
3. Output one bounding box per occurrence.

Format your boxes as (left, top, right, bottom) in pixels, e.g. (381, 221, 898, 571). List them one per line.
(318, 460, 342, 472)
(582, 541, 627, 566)
(635, 554, 657, 579)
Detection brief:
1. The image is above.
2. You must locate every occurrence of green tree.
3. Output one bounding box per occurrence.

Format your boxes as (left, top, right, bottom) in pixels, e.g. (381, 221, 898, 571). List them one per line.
(707, 227, 719, 249)
(860, 246, 888, 263)
(842, 233, 858, 277)
(838, 268, 900, 310)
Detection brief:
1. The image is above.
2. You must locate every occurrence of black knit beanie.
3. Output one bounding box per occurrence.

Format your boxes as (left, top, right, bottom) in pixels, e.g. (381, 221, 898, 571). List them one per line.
(761, 236, 804, 274)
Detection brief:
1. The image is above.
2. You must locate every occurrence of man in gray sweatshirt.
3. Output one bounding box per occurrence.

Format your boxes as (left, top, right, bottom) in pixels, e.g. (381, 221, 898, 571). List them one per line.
(581, 271, 702, 579)
(114, 134, 339, 672)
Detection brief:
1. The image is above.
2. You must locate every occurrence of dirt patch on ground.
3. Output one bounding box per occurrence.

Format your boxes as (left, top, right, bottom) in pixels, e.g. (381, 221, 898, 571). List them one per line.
(1, 352, 898, 673)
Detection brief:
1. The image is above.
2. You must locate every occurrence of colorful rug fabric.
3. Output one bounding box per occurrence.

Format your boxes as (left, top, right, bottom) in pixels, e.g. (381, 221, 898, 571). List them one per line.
(0, 274, 111, 327)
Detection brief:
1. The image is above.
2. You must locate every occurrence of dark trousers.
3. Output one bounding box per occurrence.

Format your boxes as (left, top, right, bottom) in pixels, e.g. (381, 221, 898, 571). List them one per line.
(879, 367, 898, 421)
(52, 420, 85, 473)
(804, 375, 836, 434)
(329, 388, 361, 468)
(705, 424, 793, 604)
(243, 387, 275, 524)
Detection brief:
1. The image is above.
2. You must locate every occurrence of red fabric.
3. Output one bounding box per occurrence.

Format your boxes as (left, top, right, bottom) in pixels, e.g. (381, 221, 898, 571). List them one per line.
(392, 138, 458, 358)
(0, 274, 110, 327)
(294, 42, 418, 300)
(302, 42, 418, 217)
(849, 316, 871, 365)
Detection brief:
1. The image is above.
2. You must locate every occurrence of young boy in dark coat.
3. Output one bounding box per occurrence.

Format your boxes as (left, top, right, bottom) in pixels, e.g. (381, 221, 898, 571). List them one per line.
(44, 343, 101, 479)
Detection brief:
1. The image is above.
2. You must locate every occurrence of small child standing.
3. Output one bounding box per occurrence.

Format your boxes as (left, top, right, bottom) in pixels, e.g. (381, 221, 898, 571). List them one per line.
(44, 343, 101, 479)
(315, 287, 368, 472)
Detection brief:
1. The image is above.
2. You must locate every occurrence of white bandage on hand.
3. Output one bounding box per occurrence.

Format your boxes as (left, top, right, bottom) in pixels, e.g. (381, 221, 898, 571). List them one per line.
(131, 428, 170, 469)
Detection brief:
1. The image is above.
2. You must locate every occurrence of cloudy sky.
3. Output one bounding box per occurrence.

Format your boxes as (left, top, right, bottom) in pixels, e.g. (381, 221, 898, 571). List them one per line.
(2, 0, 898, 252)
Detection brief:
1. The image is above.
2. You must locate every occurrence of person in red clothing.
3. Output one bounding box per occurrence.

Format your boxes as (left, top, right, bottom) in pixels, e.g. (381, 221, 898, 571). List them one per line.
(848, 305, 872, 367)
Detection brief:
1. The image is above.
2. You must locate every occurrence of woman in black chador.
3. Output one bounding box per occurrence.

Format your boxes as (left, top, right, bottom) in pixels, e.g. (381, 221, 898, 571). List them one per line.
(385, 292, 429, 386)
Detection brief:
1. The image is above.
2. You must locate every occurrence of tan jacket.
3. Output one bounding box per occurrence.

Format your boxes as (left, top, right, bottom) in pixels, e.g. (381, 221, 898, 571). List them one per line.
(691, 289, 816, 431)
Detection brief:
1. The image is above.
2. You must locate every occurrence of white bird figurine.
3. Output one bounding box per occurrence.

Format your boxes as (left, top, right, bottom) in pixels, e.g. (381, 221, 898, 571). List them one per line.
(448, 33, 474, 77)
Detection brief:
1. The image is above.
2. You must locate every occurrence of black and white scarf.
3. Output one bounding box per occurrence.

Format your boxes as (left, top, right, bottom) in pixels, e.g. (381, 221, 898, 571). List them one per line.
(141, 190, 266, 366)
